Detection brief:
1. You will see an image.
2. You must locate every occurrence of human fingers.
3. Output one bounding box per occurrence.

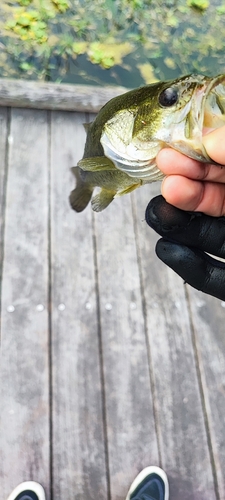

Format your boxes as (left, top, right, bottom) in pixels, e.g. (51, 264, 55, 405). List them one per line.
(161, 175, 225, 216)
(157, 148, 225, 183)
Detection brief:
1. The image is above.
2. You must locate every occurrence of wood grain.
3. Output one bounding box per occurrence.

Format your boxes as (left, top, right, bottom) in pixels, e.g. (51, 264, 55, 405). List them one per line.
(187, 287, 225, 500)
(0, 109, 50, 499)
(50, 110, 107, 500)
(0, 107, 8, 320)
(93, 192, 159, 500)
(133, 184, 217, 500)
(0, 79, 127, 112)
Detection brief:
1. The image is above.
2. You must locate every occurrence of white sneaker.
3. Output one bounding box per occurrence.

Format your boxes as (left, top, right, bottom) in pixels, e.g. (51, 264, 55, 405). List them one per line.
(6, 481, 46, 500)
(125, 466, 169, 500)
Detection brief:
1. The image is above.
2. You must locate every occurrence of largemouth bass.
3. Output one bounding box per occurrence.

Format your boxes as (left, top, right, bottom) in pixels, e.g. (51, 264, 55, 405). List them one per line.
(70, 74, 225, 212)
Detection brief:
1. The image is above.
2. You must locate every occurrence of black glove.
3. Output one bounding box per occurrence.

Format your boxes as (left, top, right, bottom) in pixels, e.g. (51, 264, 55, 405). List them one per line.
(145, 195, 225, 301)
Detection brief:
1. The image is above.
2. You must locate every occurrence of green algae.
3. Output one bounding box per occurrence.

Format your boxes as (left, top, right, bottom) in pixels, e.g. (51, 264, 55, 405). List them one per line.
(0, 0, 224, 86)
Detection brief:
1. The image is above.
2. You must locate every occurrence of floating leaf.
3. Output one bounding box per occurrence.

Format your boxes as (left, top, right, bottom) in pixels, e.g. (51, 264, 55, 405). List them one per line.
(18, 0, 32, 5)
(88, 42, 133, 68)
(187, 0, 209, 11)
(72, 41, 88, 55)
(19, 61, 33, 71)
(137, 62, 158, 84)
(5, 19, 17, 29)
(51, 0, 70, 13)
(216, 5, 225, 15)
(164, 57, 177, 69)
(167, 14, 179, 27)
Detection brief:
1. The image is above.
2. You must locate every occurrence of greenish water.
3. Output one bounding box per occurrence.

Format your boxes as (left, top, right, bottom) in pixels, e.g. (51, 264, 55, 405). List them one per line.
(0, 0, 225, 87)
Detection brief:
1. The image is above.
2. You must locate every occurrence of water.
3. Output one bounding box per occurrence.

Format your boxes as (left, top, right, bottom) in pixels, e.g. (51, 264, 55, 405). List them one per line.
(0, 0, 224, 88)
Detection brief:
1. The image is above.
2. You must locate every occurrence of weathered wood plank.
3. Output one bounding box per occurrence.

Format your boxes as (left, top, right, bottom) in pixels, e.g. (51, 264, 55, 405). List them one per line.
(0, 107, 8, 293)
(186, 288, 225, 500)
(0, 79, 126, 112)
(50, 110, 108, 500)
(93, 194, 159, 500)
(133, 184, 217, 500)
(0, 109, 50, 500)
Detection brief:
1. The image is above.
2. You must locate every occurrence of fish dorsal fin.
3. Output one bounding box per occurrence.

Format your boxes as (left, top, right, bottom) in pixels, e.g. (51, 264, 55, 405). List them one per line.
(78, 156, 116, 172)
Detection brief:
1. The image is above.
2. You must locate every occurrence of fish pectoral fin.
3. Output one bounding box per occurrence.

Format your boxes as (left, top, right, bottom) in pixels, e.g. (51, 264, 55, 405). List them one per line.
(91, 189, 116, 212)
(115, 182, 142, 197)
(78, 156, 116, 172)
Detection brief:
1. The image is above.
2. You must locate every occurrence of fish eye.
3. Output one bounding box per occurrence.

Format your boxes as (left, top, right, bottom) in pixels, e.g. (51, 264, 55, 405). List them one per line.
(158, 87, 178, 107)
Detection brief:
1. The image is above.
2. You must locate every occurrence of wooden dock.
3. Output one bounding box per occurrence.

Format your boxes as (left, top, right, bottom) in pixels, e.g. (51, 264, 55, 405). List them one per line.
(0, 80, 225, 500)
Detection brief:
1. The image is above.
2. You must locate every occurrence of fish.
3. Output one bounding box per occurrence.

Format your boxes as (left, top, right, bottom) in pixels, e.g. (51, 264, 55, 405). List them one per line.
(69, 73, 225, 212)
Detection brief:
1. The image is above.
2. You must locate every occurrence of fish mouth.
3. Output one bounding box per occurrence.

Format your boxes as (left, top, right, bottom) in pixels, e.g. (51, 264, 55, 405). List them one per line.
(183, 74, 225, 163)
(203, 74, 225, 134)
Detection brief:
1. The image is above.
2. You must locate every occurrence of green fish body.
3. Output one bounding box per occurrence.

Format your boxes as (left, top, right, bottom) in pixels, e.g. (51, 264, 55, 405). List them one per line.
(70, 74, 225, 212)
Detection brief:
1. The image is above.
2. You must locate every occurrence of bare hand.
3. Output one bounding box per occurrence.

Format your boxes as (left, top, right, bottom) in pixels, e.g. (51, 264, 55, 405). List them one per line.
(157, 125, 225, 216)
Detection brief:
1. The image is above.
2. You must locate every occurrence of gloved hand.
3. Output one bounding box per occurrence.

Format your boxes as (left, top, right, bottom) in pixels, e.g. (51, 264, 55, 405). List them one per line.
(145, 195, 225, 301)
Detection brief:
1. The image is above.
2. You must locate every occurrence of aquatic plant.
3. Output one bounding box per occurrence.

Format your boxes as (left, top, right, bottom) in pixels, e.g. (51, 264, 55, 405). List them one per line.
(187, 0, 209, 10)
(0, 0, 224, 86)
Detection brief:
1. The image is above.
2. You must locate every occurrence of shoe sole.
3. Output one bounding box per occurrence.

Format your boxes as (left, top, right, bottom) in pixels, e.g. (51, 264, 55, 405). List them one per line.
(125, 466, 169, 500)
(6, 481, 46, 500)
